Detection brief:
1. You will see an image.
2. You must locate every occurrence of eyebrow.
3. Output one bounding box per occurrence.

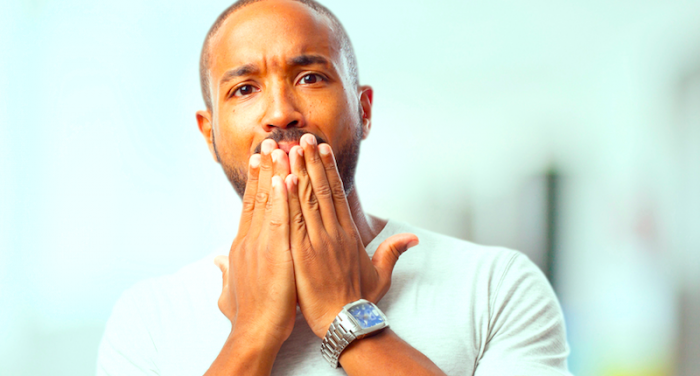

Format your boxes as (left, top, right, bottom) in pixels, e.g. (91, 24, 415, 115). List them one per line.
(219, 55, 331, 86)
(220, 64, 258, 86)
(287, 54, 330, 68)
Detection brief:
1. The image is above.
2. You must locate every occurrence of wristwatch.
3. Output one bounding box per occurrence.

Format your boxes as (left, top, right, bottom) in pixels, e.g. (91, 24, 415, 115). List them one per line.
(320, 299, 389, 368)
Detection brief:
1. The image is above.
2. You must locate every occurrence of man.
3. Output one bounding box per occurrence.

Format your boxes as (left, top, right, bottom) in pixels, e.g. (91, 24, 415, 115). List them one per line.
(97, 0, 572, 375)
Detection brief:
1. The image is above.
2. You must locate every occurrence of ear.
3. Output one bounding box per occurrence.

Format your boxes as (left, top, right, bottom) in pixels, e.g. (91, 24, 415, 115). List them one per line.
(359, 85, 373, 140)
(196, 110, 219, 162)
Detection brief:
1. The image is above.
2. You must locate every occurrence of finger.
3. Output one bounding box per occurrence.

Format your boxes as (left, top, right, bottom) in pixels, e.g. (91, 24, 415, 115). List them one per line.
(237, 154, 261, 235)
(317, 143, 355, 231)
(371, 233, 419, 300)
(250, 139, 278, 237)
(213, 255, 229, 296)
(271, 148, 290, 180)
(286, 173, 309, 254)
(286, 174, 304, 233)
(289, 144, 324, 232)
(214, 255, 234, 320)
(265, 175, 290, 253)
(300, 134, 338, 230)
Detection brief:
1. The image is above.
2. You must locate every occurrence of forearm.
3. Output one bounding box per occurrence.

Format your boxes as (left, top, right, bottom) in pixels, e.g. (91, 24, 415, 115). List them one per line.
(204, 331, 282, 376)
(339, 329, 446, 376)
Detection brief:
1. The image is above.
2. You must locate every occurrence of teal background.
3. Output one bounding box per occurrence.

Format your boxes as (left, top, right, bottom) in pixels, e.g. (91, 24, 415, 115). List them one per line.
(2, 0, 700, 375)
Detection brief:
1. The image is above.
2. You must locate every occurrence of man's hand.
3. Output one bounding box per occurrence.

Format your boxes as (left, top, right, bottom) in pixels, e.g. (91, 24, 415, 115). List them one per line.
(217, 139, 296, 347)
(285, 134, 418, 338)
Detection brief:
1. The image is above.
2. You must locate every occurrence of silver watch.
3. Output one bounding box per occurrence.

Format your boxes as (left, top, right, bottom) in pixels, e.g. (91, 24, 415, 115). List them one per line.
(320, 299, 389, 368)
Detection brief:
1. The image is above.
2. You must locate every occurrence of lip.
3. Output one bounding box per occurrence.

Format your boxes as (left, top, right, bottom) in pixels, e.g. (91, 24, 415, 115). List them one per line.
(277, 141, 300, 154)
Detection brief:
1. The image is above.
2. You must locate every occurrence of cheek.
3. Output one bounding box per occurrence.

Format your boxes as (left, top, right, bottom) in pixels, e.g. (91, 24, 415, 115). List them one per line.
(305, 94, 355, 139)
(214, 115, 257, 167)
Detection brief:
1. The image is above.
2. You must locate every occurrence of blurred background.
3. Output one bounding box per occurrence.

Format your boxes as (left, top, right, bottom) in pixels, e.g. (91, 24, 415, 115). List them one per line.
(2, 0, 699, 375)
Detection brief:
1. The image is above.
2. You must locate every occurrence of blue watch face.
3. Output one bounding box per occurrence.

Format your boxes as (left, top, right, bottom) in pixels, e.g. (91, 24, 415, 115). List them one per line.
(348, 302, 384, 329)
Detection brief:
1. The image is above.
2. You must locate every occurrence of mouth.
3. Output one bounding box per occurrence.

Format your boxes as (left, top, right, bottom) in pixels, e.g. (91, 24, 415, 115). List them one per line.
(277, 141, 300, 154)
(253, 130, 328, 155)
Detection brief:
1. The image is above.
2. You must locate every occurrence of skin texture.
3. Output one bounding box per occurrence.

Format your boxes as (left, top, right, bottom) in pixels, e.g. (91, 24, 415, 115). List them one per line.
(196, 1, 446, 375)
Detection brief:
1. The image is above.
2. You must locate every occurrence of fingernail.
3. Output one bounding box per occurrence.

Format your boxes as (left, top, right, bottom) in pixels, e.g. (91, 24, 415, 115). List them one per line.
(291, 174, 298, 185)
(262, 139, 273, 155)
(407, 240, 419, 249)
(272, 176, 280, 188)
(304, 134, 317, 146)
(250, 155, 260, 168)
(297, 147, 304, 157)
(319, 144, 330, 156)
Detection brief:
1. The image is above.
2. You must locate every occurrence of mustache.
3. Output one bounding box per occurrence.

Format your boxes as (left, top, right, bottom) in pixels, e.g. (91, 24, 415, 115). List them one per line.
(253, 128, 327, 154)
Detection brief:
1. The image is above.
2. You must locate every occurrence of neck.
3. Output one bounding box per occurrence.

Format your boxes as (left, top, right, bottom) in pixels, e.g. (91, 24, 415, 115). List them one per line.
(346, 187, 387, 247)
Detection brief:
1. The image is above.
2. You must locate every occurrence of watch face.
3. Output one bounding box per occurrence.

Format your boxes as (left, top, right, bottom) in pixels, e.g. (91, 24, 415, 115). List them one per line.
(348, 302, 385, 329)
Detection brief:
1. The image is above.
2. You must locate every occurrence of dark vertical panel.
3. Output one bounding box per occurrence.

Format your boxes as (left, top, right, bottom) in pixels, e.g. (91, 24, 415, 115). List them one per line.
(545, 168, 559, 290)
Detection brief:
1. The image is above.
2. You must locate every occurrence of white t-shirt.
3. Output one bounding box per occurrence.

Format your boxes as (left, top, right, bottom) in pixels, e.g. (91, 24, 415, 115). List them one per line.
(97, 220, 571, 375)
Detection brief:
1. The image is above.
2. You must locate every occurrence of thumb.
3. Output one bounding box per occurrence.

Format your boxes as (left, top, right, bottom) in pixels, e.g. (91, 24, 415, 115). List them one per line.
(214, 255, 229, 278)
(372, 233, 419, 284)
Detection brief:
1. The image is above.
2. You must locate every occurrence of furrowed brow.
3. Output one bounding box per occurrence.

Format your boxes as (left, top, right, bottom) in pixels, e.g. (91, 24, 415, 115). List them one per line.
(287, 54, 330, 68)
(220, 64, 258, 86)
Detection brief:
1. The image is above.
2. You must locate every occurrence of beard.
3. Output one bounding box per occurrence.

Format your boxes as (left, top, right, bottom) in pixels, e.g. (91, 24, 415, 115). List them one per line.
(213, 125, 363, 199)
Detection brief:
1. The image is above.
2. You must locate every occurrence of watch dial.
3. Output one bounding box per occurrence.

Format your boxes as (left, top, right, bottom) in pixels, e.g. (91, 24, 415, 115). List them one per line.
(348, 302, 384, 329)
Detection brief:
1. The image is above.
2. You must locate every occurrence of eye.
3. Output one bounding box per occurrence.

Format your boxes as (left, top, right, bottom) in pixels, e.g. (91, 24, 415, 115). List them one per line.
(298, 73, 325, 85)
(232, 84, 259, 97)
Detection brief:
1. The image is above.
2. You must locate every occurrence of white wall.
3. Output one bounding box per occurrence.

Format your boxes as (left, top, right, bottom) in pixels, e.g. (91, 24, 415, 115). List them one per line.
(3, 0, 700, 375)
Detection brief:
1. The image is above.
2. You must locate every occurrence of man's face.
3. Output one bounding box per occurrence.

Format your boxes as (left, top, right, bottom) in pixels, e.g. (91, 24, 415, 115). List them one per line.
(197, 0, 372, 197)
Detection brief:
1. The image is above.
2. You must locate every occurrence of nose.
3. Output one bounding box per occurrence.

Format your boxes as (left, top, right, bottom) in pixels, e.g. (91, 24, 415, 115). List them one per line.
(262, 82, 304, 131)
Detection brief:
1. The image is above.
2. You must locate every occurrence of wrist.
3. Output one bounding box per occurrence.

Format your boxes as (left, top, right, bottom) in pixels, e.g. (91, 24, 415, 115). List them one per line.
(229, 322, 287, 354)
(310, 296, 363, 338)
(319, 299, 389, 368)
(338, 328, 393, 364)
(204, 328, 284, 376)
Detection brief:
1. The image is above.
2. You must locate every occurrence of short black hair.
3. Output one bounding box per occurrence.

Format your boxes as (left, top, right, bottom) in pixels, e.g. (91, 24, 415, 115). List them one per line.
(199, 0, 359, 112)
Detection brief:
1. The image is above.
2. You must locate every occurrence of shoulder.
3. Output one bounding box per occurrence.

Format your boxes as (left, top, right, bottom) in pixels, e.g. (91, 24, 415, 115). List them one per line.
(382, 221, 571, 374)
(376, 219, 537, 319)
(379, 220, 523, 283)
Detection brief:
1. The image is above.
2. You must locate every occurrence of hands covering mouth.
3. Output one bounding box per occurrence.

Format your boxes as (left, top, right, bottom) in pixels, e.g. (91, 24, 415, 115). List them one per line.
(214, 133, 419, 343)
(252, 128, 326, 155)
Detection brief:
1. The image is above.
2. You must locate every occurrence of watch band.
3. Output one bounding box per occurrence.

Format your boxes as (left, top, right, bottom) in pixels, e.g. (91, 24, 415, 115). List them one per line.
(320, 314, 357, 368)
(320, 299, 389, 368)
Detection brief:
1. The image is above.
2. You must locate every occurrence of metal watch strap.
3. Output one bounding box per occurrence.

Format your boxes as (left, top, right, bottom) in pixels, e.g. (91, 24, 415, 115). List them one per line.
(320, 315, 357, 368)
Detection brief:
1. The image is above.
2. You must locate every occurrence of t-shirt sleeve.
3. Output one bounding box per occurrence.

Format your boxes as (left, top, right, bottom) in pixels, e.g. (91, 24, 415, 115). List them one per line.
(96, 283, 160, 376)
(474, 252, 572, 376)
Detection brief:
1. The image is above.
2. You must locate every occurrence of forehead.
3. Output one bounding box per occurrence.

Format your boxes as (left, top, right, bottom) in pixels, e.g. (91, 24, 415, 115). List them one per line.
(208, 0, 342, 77)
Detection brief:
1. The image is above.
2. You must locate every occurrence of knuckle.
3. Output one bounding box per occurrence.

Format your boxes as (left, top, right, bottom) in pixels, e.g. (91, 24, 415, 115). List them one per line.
(301, 185, 319, 207)
(268, 218, 284, 229)
(324, 159, 337, 172)
(292, 212, 305, 227)
(306, 193, 319, 207)
(388, 245, 401, 260)
(255, 191, 269, 205)
(331, 232, 345, 248)
(297, 167, 309, 179)
(259, 161, 272, 171)
(330, 180, 346, 199)
(308, 152, 321, 164)
(314, 184, 332, 199)
(242, 195, 257, 210)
